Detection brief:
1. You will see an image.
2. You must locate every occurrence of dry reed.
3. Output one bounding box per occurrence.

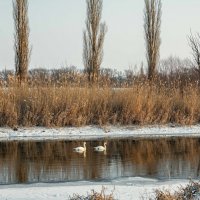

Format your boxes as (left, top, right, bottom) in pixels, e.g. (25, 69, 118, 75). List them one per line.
(151, 181, 200, 200)
(69, 186, 115, 200)
(0, 80, 200, 127)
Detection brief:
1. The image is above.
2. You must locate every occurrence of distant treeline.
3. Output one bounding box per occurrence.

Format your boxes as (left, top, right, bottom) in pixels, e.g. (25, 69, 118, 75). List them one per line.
(0, 56, 198, 87)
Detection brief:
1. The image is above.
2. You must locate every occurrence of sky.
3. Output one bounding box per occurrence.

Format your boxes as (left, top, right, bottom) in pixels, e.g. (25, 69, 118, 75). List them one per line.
(0, 0, 200, 71)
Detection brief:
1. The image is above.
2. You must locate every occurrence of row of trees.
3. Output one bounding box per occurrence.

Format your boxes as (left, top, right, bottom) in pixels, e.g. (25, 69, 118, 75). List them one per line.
(12, 0, 200, 85)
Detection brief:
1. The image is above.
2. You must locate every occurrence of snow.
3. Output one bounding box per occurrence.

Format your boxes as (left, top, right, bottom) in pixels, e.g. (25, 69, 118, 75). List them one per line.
(0, 124, 200, 141)
(0, 178, 191, 200)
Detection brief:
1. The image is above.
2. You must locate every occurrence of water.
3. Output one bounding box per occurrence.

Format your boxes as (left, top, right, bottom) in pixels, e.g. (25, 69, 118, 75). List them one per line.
(0, 137, 200, 185)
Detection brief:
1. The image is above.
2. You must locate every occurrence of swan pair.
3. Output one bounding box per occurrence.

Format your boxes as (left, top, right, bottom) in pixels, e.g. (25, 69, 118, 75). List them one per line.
(73, 142, 107, 153)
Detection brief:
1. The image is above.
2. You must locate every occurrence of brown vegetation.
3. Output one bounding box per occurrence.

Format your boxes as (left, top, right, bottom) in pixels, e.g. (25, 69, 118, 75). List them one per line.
(0, 57, 199, 128)
(69, 187, 115, 200)
(152, 181, 200, 200)
(0, 77, 200, 127)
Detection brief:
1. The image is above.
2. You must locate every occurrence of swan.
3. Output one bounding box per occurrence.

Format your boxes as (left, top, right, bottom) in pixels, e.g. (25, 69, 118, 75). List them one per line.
(94, 142, 107, 152)
(73, 142, 86, 153)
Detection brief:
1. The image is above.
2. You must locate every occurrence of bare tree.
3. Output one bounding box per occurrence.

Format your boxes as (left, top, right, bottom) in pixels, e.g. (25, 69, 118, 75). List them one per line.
(188, 32, 200, 76)
(144, 0, 162, 81)
(159, 56, 193, 75)
(13, 0, 30, 84)
(83, 0, 107, 84)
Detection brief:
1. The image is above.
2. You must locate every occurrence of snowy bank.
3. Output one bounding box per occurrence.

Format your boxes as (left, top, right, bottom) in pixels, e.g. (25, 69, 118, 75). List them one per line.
(0, 178, 191, 200)
(0, 125, 200, 141)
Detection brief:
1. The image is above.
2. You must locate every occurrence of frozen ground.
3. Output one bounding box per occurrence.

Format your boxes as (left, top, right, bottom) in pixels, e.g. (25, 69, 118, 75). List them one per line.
(0, 178, 192, 200)
(0, 124, 200, 141)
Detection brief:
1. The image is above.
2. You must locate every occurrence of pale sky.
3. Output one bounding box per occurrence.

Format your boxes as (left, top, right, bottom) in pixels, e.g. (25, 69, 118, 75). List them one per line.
(0, 0, 200, 71)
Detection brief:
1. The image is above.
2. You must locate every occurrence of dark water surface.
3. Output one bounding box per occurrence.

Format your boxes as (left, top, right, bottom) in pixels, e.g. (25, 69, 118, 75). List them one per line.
(0, 137, 200, 185)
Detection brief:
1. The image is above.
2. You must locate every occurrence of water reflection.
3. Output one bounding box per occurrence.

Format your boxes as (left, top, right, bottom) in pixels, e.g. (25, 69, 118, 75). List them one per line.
(0, 138, 200, 184)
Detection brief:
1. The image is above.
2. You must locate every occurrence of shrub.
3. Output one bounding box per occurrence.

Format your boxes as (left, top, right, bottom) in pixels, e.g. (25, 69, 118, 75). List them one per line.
(68, 187, 115, 200)
(153, 181, 200, 200)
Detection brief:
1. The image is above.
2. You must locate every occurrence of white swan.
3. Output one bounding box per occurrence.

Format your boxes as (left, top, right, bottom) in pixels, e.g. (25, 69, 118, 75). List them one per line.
(94, 142, 107, 152)
(73, 142, 86, 153)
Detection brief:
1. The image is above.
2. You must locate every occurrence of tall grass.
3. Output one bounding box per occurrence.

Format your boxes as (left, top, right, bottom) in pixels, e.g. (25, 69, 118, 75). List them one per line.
(0, 79, 200, 127)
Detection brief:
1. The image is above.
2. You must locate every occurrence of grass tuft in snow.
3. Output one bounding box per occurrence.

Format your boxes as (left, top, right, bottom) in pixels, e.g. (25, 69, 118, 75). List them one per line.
(68, 186, 115, 200)
(152, 181, 200, 200)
